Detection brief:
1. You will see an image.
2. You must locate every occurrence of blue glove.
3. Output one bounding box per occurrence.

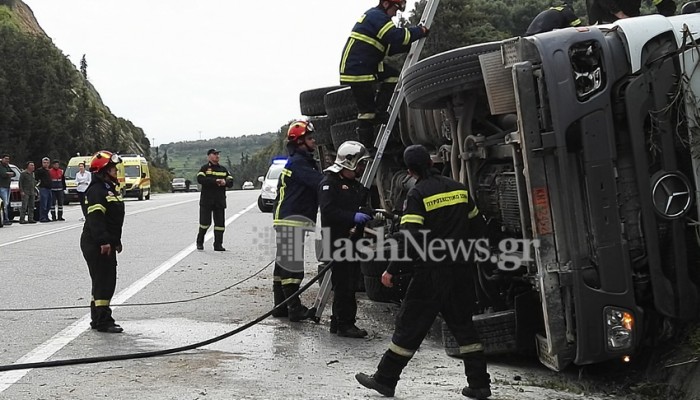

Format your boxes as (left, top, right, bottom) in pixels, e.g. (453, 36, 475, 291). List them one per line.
(354, 212, 372, 225)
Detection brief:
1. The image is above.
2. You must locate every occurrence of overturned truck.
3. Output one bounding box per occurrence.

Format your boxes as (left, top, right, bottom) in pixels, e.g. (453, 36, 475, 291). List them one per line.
(299, 13, 700, 370)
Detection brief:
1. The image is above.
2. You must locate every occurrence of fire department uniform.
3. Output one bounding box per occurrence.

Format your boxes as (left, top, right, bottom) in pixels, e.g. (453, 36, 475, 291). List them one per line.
(272, 147, 323, 320)
(370, 171, 490, 393)
(525, 5, 581, 35)
(49, 165, 66, 221)
(318, 171, 368, 334)
(81, 174, 125, 330)
(196, 162, 233, 250)
(339, 5, 427, 146)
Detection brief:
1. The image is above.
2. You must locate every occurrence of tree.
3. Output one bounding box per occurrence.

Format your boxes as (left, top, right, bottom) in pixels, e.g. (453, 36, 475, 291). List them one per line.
(80, 54, 87, 79)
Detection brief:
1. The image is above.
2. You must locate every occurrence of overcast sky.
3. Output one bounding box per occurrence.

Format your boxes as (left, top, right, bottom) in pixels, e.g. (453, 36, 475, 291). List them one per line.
(24, 0, 416, 146)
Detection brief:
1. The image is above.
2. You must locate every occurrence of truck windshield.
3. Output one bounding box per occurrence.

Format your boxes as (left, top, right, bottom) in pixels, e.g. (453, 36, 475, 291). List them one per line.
(124, 166, 141, 178)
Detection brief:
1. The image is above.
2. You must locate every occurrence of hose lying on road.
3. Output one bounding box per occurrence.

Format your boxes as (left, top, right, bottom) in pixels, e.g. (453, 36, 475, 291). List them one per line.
(0, 261, 274, 312)
(0, 261, 334, 372)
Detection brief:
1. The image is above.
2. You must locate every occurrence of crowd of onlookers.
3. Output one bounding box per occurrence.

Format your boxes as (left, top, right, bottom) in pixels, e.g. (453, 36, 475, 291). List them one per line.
(0, 154, 90, 227)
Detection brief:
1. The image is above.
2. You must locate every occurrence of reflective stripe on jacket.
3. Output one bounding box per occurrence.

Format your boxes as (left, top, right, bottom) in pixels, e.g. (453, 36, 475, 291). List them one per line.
(339, 6, 426, 83)
(273, 149, 323, 226)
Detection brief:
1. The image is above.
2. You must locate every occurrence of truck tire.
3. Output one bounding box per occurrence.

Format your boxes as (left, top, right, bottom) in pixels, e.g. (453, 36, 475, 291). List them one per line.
(308, 115, 333, 146)
(324, 86, 357, 122)
(364, 275, 395, 303)
(300, 85, 346, 116)
(442, 310, 518, 357)
(403, 42, 501, 110)
(331, 120, 360, 149)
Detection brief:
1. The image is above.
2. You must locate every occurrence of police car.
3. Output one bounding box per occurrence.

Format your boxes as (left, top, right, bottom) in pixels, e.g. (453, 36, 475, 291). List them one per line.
(257, 158, 286, 212)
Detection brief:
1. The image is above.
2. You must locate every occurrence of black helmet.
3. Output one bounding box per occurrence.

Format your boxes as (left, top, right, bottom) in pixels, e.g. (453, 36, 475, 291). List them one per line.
(403, 145, 431, 174)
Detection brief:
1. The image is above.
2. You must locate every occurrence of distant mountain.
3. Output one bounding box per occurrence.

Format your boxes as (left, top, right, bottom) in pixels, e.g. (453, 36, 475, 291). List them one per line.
(157, 132, 282, 182)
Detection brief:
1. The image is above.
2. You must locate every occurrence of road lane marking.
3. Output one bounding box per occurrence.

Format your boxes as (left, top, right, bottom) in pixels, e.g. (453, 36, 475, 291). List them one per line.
(0, 198, 199, 248)
(0, 201, 257, 393)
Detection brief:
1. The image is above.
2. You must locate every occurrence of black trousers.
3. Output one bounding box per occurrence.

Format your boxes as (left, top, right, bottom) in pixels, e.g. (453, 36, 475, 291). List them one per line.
(51, 190, 64, 216)
(81, 236, 118, 328)
(273, 226, 307, 287)
(331, 260, 360, 328)
(197, 205, 225, 246)
(349, 65, 399, 147)
(78, 191, 87, 217)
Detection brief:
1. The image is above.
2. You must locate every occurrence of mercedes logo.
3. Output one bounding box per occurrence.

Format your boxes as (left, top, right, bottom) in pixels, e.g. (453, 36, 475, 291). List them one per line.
(651, 172, 692, 219)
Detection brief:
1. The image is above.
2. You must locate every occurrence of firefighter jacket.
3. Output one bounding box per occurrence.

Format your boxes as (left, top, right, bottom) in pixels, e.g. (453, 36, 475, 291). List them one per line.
(273, 148, 323, 227)
(391, 171, 482, 273)
(524, 5, 581, 36)
(82, 174, 125, 247)
(49, 168, 66, 191)
(339, 6, 427, 84)
(319, 172, 368, 247)
(35, 167, 52, 189)
(197, 162, 233, 209)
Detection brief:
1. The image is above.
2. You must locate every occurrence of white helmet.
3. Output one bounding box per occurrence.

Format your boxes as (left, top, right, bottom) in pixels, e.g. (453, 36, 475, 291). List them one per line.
(325, 141, 371, 173)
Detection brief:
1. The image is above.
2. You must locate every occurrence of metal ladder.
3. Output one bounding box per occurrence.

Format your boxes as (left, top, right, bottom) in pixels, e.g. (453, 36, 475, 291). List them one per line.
(308, 0, 440, 323)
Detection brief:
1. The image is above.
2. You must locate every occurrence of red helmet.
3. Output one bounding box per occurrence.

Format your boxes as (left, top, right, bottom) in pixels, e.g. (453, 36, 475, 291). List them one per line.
(89, 150, 122, 173)
(287, 120, 315, 143)
(385, 0, 406, 11)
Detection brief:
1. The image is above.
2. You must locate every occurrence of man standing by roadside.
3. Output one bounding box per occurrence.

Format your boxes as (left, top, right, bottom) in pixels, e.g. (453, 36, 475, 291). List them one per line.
(49, 159, 66, 221)
(75, 162, 91, 220)
(271, 120, 323, 321)
(319, 141, 372, 338)
(356, 145, 491, 399)
(0, 154, 15, 225)
(35, 157, 53, 223)
(18, 161, 37, 224)
(196, 149, 233, 251)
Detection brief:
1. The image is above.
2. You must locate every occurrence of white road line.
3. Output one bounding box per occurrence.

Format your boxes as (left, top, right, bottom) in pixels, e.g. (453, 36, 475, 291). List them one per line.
(0, 201, 257, 393)
(0, 198, 199, 248)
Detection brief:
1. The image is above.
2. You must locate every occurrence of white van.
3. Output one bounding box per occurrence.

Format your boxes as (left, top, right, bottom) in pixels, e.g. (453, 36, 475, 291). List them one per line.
(257, 158, 286, 212)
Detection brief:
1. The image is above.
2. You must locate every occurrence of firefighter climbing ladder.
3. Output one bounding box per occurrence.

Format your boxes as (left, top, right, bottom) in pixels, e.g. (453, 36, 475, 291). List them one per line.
(308, 0, 441, 323)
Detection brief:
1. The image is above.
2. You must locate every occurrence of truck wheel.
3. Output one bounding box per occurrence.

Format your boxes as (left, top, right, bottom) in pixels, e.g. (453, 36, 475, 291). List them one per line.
(403, 42, 502, 109)
(324, 86, 357, 122)
(364, 275, 395, 303)
(330, 120, 359, 149)
(308, 115, 333, 146)
(300, 85, 346, 116)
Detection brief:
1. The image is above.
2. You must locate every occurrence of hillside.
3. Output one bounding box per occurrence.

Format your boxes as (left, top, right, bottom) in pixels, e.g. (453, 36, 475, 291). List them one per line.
(159, 132, 282, 183)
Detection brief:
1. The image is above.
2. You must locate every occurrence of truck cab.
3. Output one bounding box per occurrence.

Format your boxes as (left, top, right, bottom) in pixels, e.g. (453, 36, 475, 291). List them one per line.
(299, 11, 700, 371)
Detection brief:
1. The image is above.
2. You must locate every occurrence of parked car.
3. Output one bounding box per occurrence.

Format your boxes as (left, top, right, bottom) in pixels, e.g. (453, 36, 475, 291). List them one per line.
(188, 183, 199, 192)
(242, 181, 255, 190)
(171, 178, 187, 193)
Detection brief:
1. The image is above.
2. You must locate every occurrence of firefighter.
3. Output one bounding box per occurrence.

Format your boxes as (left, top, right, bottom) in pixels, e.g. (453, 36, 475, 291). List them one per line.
(271, 120, 323, 321)
(587, 0, 675, 23)
(81, 150, 125, 333)
(525, 2, 581, 35)
(356, 145, 491, 399)
(49, 159, 66, 221)
(196, 149, 233, 251)
(339, 0, 429, 151)
(319, 141, 372, 338)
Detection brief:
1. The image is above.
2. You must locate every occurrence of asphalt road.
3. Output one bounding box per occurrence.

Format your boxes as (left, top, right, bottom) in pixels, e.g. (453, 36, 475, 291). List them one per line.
(0, 191, 627, 399)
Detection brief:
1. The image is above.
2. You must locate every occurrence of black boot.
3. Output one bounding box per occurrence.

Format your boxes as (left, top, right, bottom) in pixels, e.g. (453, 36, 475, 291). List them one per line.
(57, 211, 65, 221)
(282, 284, 309, 322)
(357, 349, 411, 397)
(337, 324, 368, 338)
(271, 281, 288, 318)
(50, 211, 56, 221)
(462, 351, 491, 398)
(213, 229, 225, 251)
(196, 228, 206, 250)
(357, 123, 376, 153)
